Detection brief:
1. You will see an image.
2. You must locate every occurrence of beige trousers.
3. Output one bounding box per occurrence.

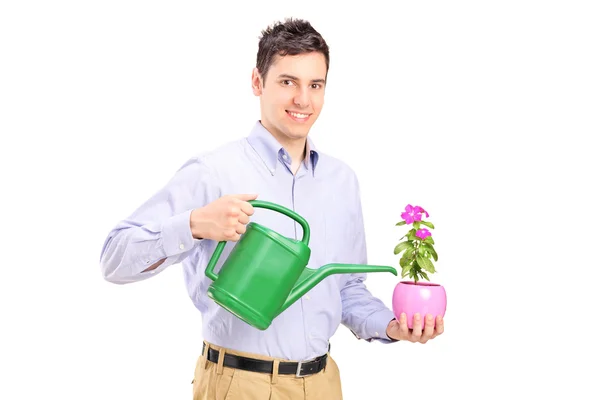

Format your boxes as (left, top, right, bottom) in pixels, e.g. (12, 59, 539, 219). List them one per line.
(192, 341, 343, 400)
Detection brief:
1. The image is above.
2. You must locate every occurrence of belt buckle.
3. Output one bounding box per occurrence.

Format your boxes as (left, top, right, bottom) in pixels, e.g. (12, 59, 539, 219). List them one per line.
(295, 359, 310, 378)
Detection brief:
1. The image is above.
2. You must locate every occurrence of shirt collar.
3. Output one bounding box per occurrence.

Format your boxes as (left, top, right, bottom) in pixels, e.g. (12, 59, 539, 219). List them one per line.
(246, 121, 320, 175)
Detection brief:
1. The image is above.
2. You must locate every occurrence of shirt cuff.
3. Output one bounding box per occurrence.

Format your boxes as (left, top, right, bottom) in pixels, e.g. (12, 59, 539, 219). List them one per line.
(161, 209, 198, 256)
(365, 309, 398, 343)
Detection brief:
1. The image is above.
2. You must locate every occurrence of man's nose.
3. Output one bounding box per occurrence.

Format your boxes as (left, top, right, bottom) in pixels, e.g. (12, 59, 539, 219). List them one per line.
(293, 88, 310, 108)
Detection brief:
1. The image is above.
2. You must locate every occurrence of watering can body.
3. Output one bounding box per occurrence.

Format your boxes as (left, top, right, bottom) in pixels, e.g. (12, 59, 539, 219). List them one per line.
(205, 200, 397, 330)
(206, 219, 310, 330)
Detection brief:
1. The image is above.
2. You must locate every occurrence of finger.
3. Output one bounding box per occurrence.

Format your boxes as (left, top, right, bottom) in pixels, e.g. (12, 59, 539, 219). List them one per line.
(232, 193, 259, 202)
(223, 229, 240, 241)
(239, 200, 255, 216)
(410, 313, 422, 341)
(398, 313, 410, 337)
(235, 223, 247, 235)
(420, 314, 435, 343)
(228, 216, 239, 228)
(238, 213, 250, 225)
(424, 314, 435, 335)
(434, 316, 444, 336)
(386, 319, 400, 340)
(227, 206, 240, 217)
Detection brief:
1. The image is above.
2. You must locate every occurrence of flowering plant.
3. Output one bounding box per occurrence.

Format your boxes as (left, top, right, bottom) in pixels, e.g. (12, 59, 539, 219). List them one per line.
(393, 204, 438, 284)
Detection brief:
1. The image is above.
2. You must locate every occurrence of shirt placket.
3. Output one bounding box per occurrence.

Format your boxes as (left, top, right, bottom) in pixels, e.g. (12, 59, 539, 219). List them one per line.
(278, 148, 314, 357)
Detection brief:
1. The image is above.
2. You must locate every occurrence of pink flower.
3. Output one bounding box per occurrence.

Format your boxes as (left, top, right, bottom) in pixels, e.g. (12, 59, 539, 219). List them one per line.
(414, 206, 429, 218)
(416, 228, 432, 240)
(401, 204, 429, 224)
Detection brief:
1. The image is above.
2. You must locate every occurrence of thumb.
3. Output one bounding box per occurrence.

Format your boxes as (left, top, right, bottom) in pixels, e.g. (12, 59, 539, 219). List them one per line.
(231, 193, 259, 201)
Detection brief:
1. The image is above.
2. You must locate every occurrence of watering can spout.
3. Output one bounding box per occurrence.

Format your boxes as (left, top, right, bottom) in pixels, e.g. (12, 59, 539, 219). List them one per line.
(280, 264, 398, 314)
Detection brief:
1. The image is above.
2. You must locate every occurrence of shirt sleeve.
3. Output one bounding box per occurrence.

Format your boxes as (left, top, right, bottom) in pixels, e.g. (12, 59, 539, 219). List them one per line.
(340, 173, 397, 343)
(99, 156, 220, 284)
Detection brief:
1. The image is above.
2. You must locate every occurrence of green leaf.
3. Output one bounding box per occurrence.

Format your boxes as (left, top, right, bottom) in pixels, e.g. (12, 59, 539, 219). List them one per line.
(420, 221, 435, 229)
(418, 246, 426, 256)
(394, 241, 412, 255)
(401, 263, 412, 278)
(413, 221, 421, 229)
(423, 243, 438, 261)
(395, 221, 407, 226)
(424, 236, 435, 245)
(419, 271, 430, 281)
(407, 230, 417, 241)
(400, 248, 413, 268)
(417, 255, 436, 274)
(424, 242, 437, 251)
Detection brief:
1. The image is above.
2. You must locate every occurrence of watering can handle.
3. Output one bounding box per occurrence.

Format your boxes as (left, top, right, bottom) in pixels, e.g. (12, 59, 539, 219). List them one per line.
(204, 200, 311, 281)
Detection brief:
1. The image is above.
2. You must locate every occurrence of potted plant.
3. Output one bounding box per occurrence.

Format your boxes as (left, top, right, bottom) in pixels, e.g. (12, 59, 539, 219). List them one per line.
(392, 204, 446, 329)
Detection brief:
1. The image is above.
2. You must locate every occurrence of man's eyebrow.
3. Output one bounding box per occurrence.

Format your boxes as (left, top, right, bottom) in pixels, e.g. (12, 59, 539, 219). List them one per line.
(277, 74, 326, 84)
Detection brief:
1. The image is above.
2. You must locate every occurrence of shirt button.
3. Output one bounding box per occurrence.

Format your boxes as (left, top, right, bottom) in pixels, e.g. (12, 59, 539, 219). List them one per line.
(179, 243, 185, 250)
(305, 295, 311, 300)
(375, 332, 379, 337)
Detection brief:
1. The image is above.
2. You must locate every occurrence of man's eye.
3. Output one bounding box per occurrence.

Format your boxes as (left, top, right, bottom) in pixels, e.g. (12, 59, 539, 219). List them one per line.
(282, 80, 293, 86)
(312, 84, 322, 89)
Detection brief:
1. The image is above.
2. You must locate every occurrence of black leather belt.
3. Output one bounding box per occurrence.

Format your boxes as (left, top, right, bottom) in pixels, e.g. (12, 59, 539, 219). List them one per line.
(202, 343, 328, 377)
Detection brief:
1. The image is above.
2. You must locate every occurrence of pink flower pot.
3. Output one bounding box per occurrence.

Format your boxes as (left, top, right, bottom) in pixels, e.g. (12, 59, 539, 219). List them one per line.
(392, 281, 447, 329)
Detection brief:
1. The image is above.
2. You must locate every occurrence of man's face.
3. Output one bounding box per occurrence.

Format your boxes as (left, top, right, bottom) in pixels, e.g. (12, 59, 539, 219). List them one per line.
(252, 52, 327, 144)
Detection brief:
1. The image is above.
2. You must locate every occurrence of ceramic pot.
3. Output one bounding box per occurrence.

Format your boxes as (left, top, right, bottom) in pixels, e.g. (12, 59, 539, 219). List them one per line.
(392, 281, 447, 329)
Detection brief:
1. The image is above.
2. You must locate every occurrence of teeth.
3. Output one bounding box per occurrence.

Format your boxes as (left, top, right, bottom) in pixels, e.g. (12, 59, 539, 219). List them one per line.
(289, 111, 309, 119)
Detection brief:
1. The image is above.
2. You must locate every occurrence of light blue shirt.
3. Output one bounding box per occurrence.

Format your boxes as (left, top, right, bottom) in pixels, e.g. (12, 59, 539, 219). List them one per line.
(99, 121, 395, 361)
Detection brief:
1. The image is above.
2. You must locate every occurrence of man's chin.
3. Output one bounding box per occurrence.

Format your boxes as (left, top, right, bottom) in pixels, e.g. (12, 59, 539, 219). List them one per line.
(284, 126, 311, 140)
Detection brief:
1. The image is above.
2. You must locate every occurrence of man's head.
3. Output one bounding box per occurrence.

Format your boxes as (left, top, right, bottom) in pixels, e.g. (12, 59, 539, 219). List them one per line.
(252, 18, 329, 146)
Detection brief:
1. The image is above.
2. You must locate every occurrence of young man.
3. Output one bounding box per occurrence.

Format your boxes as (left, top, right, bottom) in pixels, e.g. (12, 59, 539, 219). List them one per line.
(100, 18, 444, 399)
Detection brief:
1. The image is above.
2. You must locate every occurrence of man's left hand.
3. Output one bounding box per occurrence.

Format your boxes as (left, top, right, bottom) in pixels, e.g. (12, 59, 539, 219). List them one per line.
(386, 313, 444, 343)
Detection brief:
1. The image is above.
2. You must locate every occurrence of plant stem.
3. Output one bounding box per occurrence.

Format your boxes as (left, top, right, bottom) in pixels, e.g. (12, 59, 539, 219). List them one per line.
(413, 239, 421, 284)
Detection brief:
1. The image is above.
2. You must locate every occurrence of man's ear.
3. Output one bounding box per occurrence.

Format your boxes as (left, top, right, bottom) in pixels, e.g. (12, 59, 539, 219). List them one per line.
(251, 68, 263, 96)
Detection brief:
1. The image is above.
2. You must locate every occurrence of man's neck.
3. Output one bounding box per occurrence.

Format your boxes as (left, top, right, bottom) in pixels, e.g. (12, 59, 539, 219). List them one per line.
(284, 139, 306, 164)
(260, 121, 307, 174)
(280, 138, 306, 175)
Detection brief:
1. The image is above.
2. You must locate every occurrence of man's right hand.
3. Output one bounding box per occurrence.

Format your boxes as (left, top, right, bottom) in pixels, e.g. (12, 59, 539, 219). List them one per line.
(190, 194, 258, 241)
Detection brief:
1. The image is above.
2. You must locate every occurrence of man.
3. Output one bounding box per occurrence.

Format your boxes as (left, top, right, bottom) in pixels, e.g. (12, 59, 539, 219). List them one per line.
(100, 18, 444, 399)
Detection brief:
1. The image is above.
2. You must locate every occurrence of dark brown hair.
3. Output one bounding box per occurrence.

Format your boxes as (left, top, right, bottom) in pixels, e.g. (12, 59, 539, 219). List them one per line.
(256, 18, 330, 84)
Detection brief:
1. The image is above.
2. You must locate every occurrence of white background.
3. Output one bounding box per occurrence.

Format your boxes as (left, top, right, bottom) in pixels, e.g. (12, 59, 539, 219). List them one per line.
(1, 1, 599, 399)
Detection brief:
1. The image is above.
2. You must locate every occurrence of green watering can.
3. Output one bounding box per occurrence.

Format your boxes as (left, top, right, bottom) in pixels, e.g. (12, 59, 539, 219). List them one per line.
(205, 200, 398, 330)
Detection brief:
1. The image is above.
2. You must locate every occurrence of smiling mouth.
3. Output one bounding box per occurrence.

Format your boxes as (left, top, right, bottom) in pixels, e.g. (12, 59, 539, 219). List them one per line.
(286, 110, 311, 122)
